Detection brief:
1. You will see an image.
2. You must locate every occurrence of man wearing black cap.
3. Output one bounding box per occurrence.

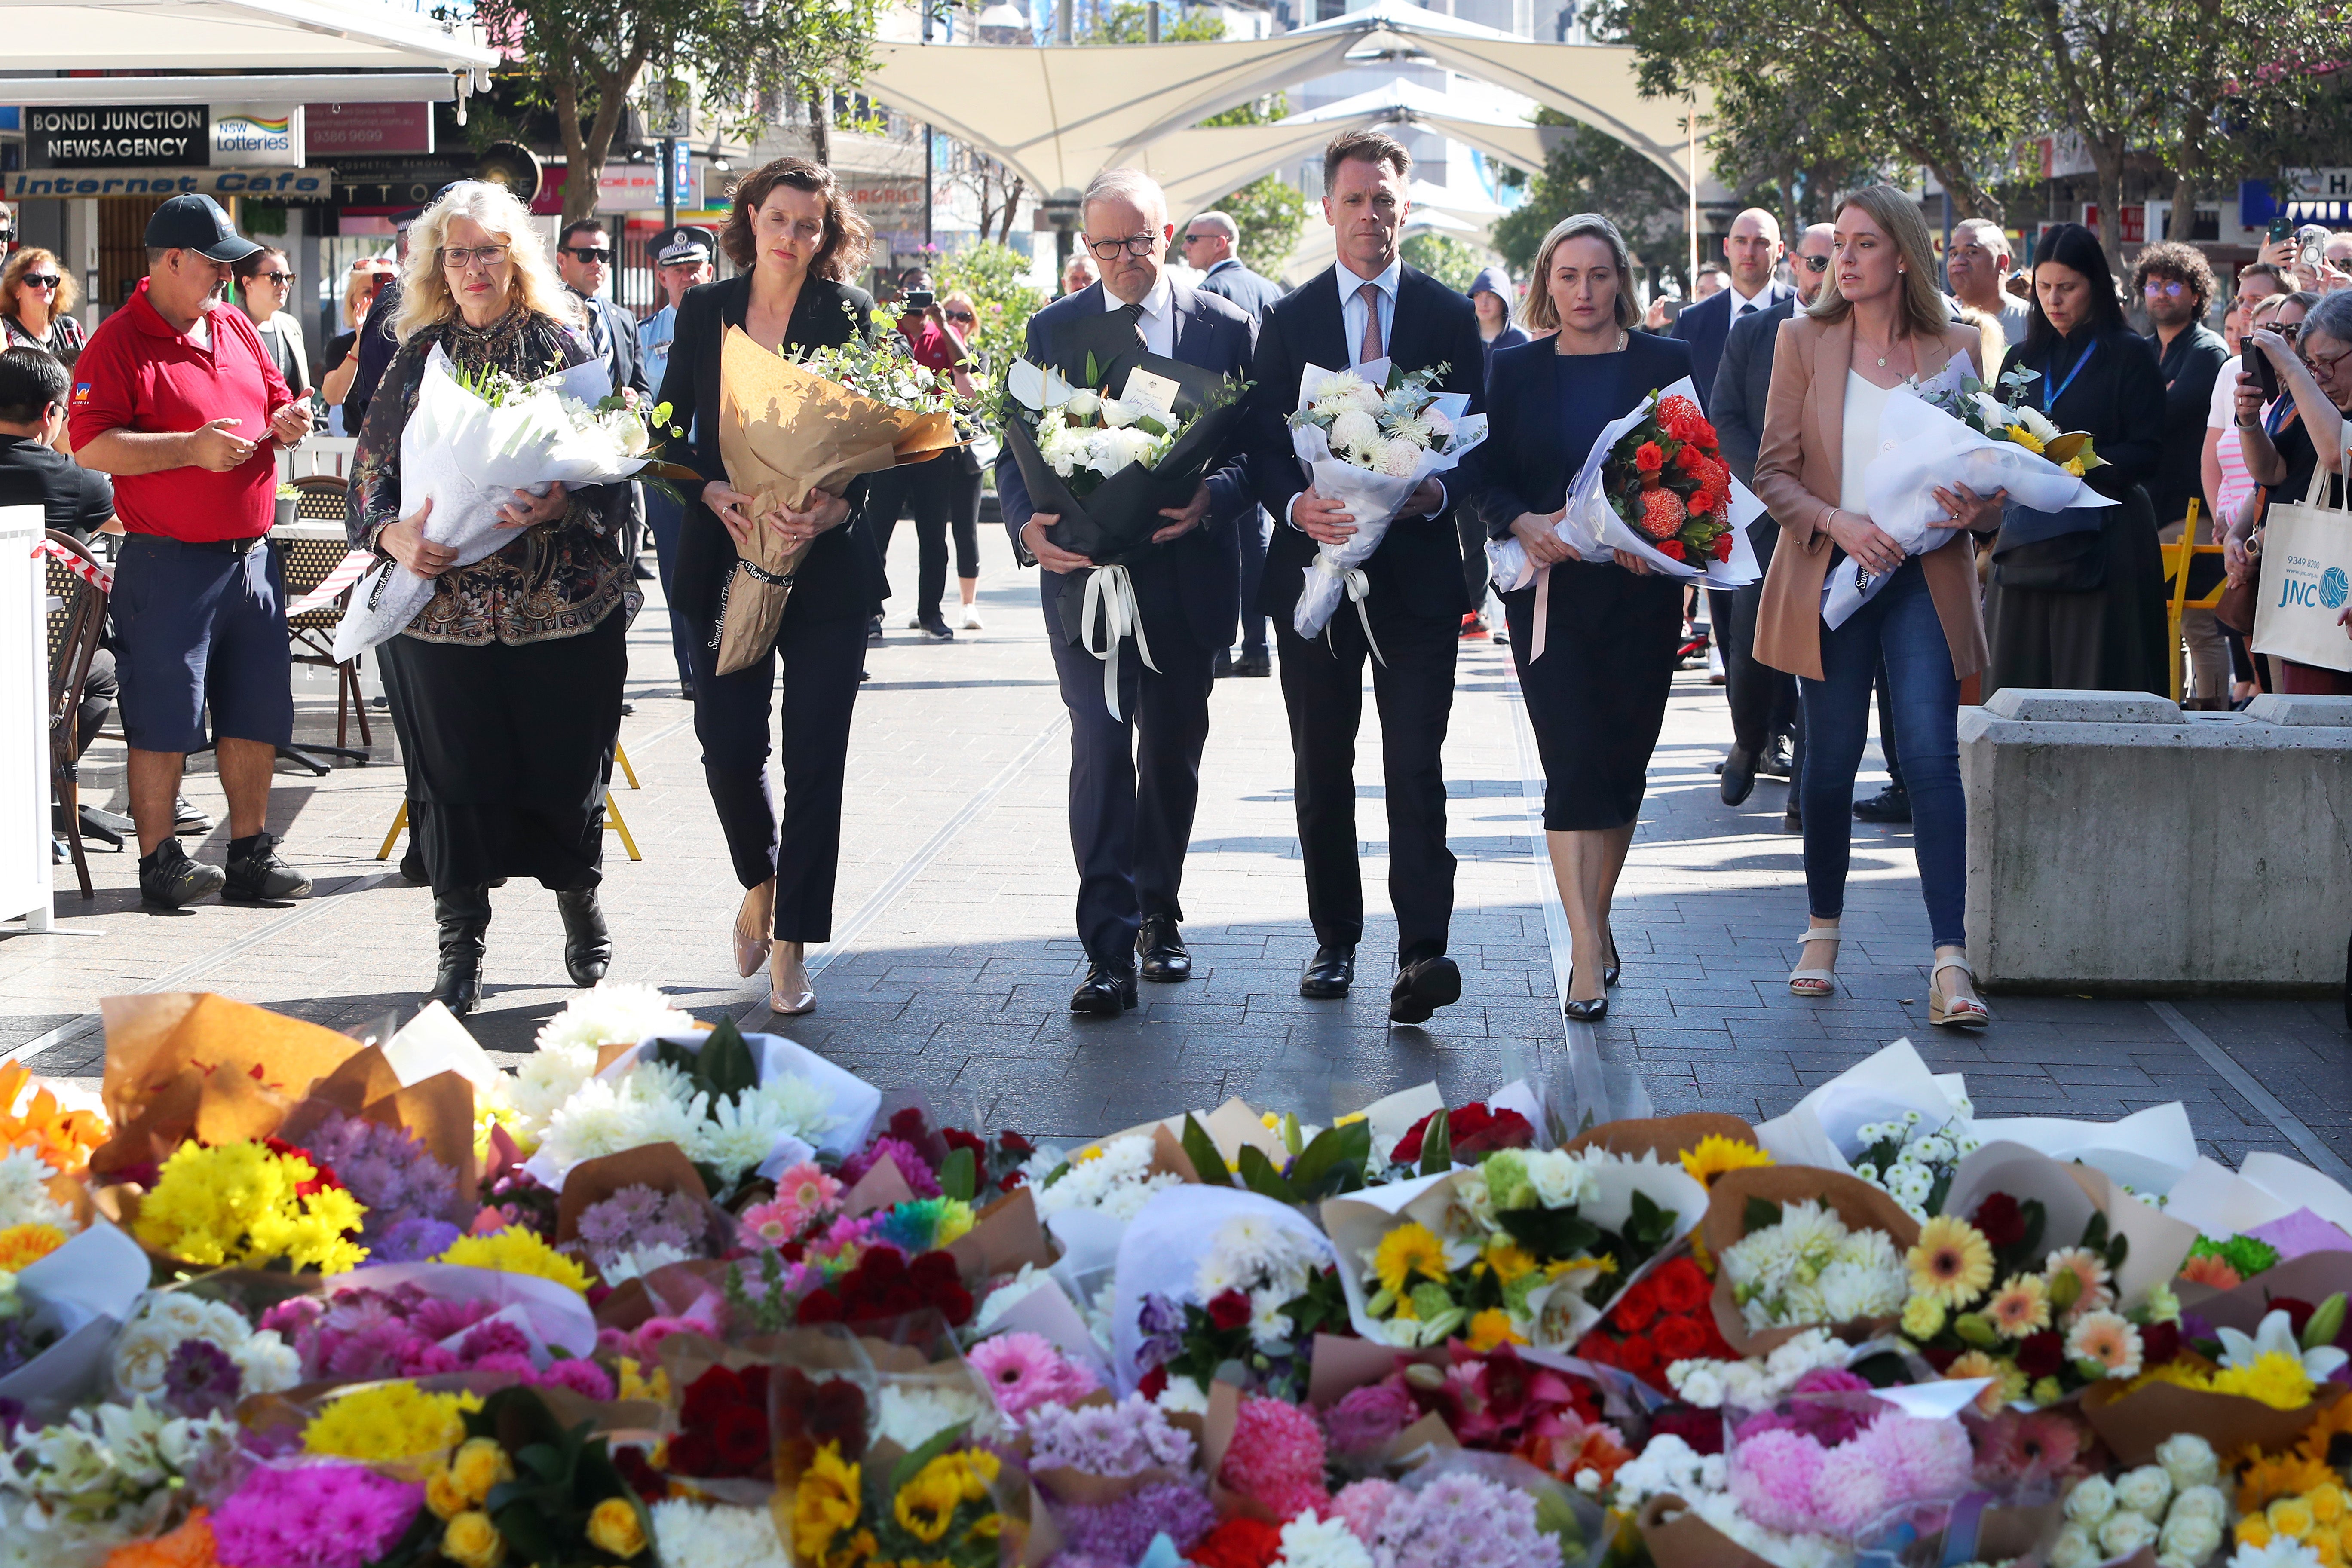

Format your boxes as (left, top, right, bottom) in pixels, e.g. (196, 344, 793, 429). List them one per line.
(638, 228, 715, 696)
(69, 193, 314, 910)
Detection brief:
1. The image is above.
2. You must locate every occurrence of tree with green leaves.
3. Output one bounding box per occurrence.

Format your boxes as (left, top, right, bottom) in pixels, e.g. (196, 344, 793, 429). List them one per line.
(1490, 112, 1689, 288)
(459, 0, 879, 225)
(934, 241, 1047, 395)
(1402, 233, 1484, 291)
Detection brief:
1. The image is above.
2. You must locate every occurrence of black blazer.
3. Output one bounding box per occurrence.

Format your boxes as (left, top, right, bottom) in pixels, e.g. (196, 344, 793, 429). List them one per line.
(575, 292, 650, 399)
(2000, 324, 2165, 502)
(1669, 282, 1792, 404)
(996, 278, 1259, 655)
(1197, 260, 1285, 322)
(1713, 294, 1796, 491)
(1470, 331, 1695, 540)
(1244, 263, 1488, 624)
(660, 273, 891, 628)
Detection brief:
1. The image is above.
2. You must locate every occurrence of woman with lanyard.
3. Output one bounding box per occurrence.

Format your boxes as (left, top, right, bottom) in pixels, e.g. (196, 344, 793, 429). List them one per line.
(2229, 288, 2352, 694)
(1981, 223, 2168, 698)
(660, 156, 888, 1018)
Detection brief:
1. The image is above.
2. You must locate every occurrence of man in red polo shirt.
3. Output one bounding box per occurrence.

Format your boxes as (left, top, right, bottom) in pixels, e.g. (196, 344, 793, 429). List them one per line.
(72, 193, 315, 910)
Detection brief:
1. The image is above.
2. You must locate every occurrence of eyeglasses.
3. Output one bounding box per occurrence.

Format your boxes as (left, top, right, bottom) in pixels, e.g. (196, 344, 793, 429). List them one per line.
(1083, 233, 1157, 260)
(564, 246, 613, 263)
(255, 271, 294, 286)
(2301, 343, 2352, 377)
(21, 274, 58, 290)
(440, 244, 511, 270)
(1182, 232, 1214, 244)
(1799, 254, 1831, 273)
(943, 309, 976, 325)
(2143, 279, 2187, 298)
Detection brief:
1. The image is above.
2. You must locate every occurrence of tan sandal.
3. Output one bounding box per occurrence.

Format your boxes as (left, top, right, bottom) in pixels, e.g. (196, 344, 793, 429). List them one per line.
(1929, 955, 1991, 1029)
(1788, 927, 1841, 997)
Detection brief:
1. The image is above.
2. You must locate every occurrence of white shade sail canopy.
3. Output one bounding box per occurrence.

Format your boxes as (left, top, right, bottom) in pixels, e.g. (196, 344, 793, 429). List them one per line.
(861, 0, 1708, 203)
(1140, 114, 1381, 217)
(0, 0, 494, 77)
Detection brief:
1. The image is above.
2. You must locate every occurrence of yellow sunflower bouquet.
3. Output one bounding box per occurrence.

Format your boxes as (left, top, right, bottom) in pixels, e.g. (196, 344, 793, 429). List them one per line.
(787, 1427, 1008, 1568)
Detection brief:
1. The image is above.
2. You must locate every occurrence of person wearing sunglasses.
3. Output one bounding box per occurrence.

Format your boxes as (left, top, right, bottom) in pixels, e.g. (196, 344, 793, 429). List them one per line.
(231, 246, 312, 407)
(2130, 242, 2230, 707)
(1943, 218, 2031, 349)
(637, 230, 718, 698)
(554, 218, 650, 410)
(0, 246, 85, 367)
(1981, 221, 2168, 703)
(2231, 288, 2352, 694)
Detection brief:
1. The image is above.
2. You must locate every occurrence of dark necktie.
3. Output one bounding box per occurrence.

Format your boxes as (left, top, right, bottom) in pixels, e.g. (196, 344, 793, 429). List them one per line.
(1115, 300, 1145, 351)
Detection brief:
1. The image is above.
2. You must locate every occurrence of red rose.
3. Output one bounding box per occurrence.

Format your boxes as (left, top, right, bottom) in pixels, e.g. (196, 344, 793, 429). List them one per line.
(937, 1283, 975, 1325)
(1712, 533, 1734, 562)
(614, 1444, 666, 1502)
(2140, 1318, 2183, 1369)
(2013, 1331, 2063, 1378)
(1634, 441, 1665, 473)
(1687, 489, 1716, 517)
(910, 1250, 959, 1291)
(942, 1127, 984, 1158)
(1651, 1259, 1712, 1314)
(1651, 1312, 1711, 1364)
(1972, 1192, 2026, 1250)
(888, 1107, 931, 1142)
(1455, 1107, 1535, 1158)
(1611, 1280, 1661, 1333)
(1656, 538, 1687, 560)
(1207, 1289, 1253, 1331)
(1137, 1364, 1169, 1401)
(1574, 1331, 1619, 1367)
(1616, 1334, 1660, 1378)
(682, 1366, 751, 1426)
(797, 1288, 843, 1325)
(1690, 417, 1718, 445)
(668, 1429, 721, 1476)
(1675, 444, 1705, 471)
(713, 1405, 772, 1475)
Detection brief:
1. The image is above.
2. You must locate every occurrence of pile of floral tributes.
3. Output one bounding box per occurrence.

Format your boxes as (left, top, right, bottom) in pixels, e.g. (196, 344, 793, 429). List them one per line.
(10, 997, 2352, 1568)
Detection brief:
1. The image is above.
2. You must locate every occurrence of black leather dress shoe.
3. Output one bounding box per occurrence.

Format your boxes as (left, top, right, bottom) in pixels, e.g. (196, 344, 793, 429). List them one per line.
(1853, 784, 1911, 823)
(556, 886, 612, 986)
(1760, 735, 1795, 778)
(1212, 650, 1234, 677)
(1070, 961, 1138, 1016)
(1136, 916, 1191, 982)
(1233, 652, 1271, 677)
(1299, 943, 1354, 998)
(1389, 955, 1462, 1024)
(1719, 744, 1759, 806)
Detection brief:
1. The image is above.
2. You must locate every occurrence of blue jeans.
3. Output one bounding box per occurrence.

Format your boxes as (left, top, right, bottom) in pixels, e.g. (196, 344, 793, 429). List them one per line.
(1798, 558, 1965, 946)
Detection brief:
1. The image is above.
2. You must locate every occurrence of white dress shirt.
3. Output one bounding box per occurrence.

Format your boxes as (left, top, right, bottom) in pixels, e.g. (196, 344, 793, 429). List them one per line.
(1727, 280, 1782, 326)
(1338, 255, 1402, 368)
(1103, 270, 1175, 358)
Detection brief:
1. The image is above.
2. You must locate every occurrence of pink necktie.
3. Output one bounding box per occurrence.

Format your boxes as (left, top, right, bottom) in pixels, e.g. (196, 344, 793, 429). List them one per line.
(1357, 281, 1383, 364)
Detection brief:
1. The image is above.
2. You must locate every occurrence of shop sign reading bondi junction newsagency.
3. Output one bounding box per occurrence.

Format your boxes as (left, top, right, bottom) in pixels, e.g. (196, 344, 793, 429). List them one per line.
(27, 106, 208, 168)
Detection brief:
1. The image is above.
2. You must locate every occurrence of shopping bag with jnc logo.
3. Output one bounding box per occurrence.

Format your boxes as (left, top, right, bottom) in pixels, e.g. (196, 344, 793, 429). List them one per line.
(2252, 460, 2352, 674)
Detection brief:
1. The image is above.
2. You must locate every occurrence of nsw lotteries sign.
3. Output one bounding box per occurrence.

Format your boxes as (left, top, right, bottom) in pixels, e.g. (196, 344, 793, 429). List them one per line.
(211, 106, 305, 168)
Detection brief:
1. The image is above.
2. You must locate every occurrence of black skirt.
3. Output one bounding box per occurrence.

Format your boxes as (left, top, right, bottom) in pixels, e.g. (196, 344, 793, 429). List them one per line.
(1503, 560, 1684, 831)
(376, 611, 627, 894)
(1984, 486, 2168, 699)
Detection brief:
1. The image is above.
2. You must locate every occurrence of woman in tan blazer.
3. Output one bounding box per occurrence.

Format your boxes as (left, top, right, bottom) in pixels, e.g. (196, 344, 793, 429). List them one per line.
(1752, 184, 2003, 1028)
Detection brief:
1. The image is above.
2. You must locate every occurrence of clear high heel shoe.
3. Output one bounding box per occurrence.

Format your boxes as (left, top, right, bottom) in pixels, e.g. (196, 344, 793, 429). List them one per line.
(770, 940, 815, 1016)
(733, 882, 774, 979)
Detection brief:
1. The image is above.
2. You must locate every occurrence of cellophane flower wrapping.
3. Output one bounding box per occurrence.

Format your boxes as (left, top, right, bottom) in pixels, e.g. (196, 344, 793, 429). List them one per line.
(1488, 376, 1761, 593)
(335, 349, 646, 658)
(1827, 353, 2115, 628)
(1286, 358, 1488, 640)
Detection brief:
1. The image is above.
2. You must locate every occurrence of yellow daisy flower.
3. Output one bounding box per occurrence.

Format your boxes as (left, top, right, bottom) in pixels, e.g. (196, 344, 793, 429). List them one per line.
(1373, 1222, 1448, 1296)
(1679, 1134, 1773, 1188)
(1906, 1216, 1993, 1307)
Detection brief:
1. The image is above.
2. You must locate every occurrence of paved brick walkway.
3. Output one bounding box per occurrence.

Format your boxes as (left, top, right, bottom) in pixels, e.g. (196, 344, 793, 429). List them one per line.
(9, 527, 2350, 1168)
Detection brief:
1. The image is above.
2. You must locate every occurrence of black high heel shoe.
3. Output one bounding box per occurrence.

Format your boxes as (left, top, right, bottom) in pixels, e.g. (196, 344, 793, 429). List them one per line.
(1603, 933, 1622, 989)
(1563, 992, 1609, 1022)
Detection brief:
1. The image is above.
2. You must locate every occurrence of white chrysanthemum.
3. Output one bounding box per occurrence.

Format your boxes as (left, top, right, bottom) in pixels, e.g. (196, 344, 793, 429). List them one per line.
(1308, 371, 1367, 412)
(509, 1040, 602, 1135)
(971, 1265, 1052, 1337)
(601, 1243, 695, 1285)
(538, 1075, 703, 1173)
(1376, 437, 1421, 478)
(877, 1381, 998, 1450)
(1329, 408, 1379, 456)
(1247, 1286, 1295, 1351)
(1344, 381, 1385, 413)
(0, 1149, 68, 1234)
(649, 1501, 790, 1568)
(534, 982, 695, 1056)
(749, 1072, 839, 1143)
(1688, 1491, 1853, 1568)
(694, 1092, 793, 1184)
(1155, 1372, 1209, 1415)
(1273, 1511, 1374, 1568)
(1423, 406, 1455, 443)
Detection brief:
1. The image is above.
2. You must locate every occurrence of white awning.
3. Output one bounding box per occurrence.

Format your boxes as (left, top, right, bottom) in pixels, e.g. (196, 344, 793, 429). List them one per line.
(1140, 113, 1381, 217)
(862, 0, 1709, 202)
(0, 0, 495, 80)
(0, 73, 476, 105)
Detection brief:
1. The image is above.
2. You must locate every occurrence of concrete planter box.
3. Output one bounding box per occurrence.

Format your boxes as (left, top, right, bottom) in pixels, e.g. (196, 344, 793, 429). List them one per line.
(1960, 689, 2352, 996)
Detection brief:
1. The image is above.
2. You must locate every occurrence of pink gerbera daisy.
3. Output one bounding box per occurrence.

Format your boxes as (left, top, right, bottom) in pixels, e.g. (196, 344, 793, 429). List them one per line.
(2043, 1247, 2114, 1320)
(739, 1163, 843, 1247)
(2064, 1310, 2144, 1379)
(968, 1331, 1099, 1417)
(1974, 1409, 2088, 1491)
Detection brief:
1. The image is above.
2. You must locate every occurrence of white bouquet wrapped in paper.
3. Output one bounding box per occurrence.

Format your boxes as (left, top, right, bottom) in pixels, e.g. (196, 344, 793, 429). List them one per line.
(1827, 353, 2115, 628)
(1287, 358, 1487, 647)
(335, 346, 652, 658)
(1487, 375, 1764, 595)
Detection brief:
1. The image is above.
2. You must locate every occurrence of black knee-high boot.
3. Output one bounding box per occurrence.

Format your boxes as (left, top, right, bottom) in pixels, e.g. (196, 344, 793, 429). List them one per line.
(556, 885, 611, 986)
(431, 885, 493, 1016)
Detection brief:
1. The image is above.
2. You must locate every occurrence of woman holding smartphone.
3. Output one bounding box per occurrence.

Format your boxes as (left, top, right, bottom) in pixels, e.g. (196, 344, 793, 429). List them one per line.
(2230, 288, 2352, 694)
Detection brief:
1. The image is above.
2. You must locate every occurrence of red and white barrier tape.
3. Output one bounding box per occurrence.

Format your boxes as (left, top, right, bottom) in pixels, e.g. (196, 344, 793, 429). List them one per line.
(33, 536, 112, 595)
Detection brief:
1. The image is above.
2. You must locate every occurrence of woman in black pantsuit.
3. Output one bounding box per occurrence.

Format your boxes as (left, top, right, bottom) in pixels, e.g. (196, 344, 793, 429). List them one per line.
(660, 157, 890, 1016)
(1473, 214, 1694, 1023)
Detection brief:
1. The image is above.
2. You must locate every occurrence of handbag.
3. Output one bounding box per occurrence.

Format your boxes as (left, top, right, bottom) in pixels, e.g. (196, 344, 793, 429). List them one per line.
(2214, 490, 2262, 636)
(2249, 457, 2352, 672)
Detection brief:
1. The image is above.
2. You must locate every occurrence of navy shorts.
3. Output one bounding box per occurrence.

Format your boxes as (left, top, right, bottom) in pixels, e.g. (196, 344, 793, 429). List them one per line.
(110, 533, 294, 753)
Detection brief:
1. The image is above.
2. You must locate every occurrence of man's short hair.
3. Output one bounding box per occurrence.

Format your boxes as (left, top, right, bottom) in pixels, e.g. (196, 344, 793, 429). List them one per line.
(558, 217, 609, 249)
(0, 346, 67, 424)
(1322, 129, 1411, 193)
(1189, 211, 1239, 244)
(2240, 262, 2289, 291)
(1952, 217, 2011, 262)
(1696, 262, 1727, 279)
(2132, 240, 2216, 318)
(1079, 167, 1167, 229)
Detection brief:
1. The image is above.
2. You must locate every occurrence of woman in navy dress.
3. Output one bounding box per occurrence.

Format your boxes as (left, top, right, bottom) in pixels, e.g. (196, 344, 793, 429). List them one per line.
(1473, 214, 1693, 1022)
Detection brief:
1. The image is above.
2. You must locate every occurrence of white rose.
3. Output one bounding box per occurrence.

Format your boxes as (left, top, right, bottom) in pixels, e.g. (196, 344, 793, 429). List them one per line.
(109, 1325, 177, 1400)
(2096, 1510, 2157, 1559)
(1065, 388, 1102, 419)
(2166, 1483, 2225, 1525)
(2063, 1476, 2116, 1526)
(1099, 397, 1138, 430)
(233, 1330, 301, 1395)
(2113, 1464, 2172, 1519)
(2046, 1524, 2099, 1568)
(1377, 437, 1421, 478)
(1329, 409, 1379, 457)
(2156, 1434, 2220, 1491)
(2156, 1515, 2220, 1562)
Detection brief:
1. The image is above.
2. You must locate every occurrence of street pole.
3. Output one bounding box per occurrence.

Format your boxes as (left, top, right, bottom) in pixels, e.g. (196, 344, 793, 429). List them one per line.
(1686, 107, 1697, 284)
(921, 5, 934, 251)
(663, 135, 677, 231)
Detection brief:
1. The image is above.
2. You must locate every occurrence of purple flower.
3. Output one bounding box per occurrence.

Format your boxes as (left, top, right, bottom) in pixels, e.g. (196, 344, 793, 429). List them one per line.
(1373, 1473, 1557, 1568)
(366, 1217, 462, 1264)
(1325, 1380, 1418, 1456)
(162, 1338, 242, 1419)
(1136, 1293, 1185, 1371)
(1056, 1482, 1217, 1563)
(212, 1462, 423, 1568)
(573, 1184, 710, 1276)
(0, 1317, 48, 1380)
(293, 1110, 467, 1243)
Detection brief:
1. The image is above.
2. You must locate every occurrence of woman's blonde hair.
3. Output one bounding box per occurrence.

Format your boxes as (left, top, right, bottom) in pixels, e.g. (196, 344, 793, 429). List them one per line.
(394, 181, 579, 343)
(1520, 213, 1639, 334)
(342, 257, 395, 330)
(0, 247, 77, 322)
(1808, 184, 1950, 339)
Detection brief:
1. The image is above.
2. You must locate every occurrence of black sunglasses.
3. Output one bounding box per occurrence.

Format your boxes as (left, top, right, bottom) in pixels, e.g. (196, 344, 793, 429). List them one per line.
(1799, 254, 1831, 273)
(564, 246, 613, 263)
(943, 309, 976, 324)
(21, 274, 58, 289)
(255, 271, 294, 285)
